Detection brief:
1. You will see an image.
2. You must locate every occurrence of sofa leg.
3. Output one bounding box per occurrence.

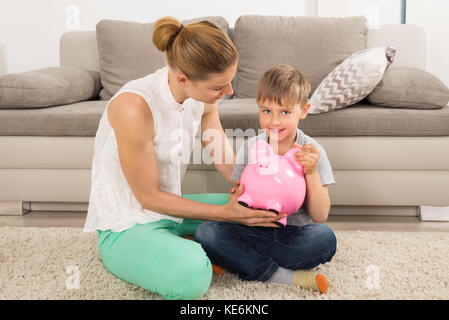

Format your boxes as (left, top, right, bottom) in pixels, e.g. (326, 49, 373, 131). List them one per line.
(0, 201, 31, 216)
(419, 206, 449, 222)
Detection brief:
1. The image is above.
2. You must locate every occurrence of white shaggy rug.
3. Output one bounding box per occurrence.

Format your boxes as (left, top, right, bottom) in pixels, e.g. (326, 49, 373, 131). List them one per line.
(1, 226, 448, 300)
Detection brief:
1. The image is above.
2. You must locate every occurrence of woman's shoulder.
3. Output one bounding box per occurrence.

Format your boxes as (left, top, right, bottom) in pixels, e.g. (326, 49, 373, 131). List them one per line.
(110, 92, 150, 111)
(107, 92, 154, 137)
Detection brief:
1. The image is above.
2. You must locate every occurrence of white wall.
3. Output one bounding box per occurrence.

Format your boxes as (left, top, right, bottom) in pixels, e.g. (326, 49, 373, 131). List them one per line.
(0, 0, 316, 75)
(1, 0, 448, 87)
(316, 0, 449, 87)
(317, 0, 402, 25)
(407, 0, 449, 87)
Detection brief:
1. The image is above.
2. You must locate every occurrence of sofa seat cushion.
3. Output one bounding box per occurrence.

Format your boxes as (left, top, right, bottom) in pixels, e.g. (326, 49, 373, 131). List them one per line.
(1, 98, 448, 137)
(0, 100, 107, 136)
(218, 99, 449, 137)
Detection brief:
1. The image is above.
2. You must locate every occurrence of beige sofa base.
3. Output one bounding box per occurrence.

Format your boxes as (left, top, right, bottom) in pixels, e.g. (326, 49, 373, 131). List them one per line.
(1, 168, 449, 220)
(3, 200, 449, 222)
(1, 168, 448, 205)
(1, 135, 449, 219)
(0, 201, 31, 215)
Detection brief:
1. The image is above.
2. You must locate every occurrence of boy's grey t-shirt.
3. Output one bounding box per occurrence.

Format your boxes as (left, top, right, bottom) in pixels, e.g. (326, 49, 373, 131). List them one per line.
(230, 128, 335, 226)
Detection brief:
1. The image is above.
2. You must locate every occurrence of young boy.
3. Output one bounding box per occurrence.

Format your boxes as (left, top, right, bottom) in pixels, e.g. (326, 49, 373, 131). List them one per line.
(194, 64, 337, 293)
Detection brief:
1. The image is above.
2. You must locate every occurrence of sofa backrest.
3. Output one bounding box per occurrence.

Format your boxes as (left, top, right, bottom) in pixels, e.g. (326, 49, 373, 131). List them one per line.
(232, 16, 369, 98)
(60, 17, 425, 98)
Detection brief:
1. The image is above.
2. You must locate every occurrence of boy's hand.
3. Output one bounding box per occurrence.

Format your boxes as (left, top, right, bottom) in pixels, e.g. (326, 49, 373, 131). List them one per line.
(293, 143, 319, 175)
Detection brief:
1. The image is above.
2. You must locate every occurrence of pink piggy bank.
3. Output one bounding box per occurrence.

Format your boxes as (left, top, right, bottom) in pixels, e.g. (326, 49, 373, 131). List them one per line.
(237, 140, 306, 226)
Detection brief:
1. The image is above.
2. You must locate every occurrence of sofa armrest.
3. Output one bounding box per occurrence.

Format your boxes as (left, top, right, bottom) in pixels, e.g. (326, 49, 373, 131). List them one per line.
(60, 31, 100, 72)
(367, 24, 426, 69)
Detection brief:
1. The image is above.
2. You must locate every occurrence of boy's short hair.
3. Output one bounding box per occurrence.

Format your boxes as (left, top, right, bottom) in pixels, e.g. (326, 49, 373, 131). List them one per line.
(256, 64, 311, 109)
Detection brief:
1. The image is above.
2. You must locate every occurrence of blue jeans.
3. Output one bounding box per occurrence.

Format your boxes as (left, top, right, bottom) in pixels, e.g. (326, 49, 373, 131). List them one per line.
(194, 221, 337, 282)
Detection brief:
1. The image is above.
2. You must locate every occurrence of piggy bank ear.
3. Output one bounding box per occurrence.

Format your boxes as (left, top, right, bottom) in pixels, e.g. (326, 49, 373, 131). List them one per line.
(285, 146, 304, 175)
(285, 145, 302, 160)
(249, 140, 272, 164)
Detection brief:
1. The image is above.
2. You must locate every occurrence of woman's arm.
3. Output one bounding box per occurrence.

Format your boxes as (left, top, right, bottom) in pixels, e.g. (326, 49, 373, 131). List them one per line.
(108, 93, 284, 226)
(200, 103, 236, 185)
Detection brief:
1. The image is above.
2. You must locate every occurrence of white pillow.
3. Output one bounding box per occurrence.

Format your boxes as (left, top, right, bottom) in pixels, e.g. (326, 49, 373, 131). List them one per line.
(308, 46, 396, 114)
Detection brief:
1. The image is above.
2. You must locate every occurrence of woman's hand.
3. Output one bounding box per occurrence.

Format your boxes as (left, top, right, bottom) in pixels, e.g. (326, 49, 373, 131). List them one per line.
(294, 143, 320, 175)
(222, 182, 286, 227)
(227, 180, 240, 200)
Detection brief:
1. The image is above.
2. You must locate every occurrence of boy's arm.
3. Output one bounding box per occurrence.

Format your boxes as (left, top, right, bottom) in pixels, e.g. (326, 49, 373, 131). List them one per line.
(294, 143, 331, 223)
(304, 171, 331, 223)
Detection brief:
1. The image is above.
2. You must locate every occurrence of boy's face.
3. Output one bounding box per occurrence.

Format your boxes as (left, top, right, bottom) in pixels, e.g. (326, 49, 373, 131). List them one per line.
(258, 100, 310, 145)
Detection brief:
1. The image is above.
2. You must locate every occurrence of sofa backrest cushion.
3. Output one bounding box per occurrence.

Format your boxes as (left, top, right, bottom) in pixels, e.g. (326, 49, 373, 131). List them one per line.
(59, 24, 426, 76)
(367, 67, 449, 109)
(96, 16, 229, 100)
(231, 15, 368, 99)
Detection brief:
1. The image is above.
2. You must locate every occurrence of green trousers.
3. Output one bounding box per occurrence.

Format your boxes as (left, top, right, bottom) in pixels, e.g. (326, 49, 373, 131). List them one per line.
(97, 193, 229, 300)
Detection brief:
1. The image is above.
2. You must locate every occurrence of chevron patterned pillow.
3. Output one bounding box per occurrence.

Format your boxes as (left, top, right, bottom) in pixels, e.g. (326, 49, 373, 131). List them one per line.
(309, 47, 396, 114)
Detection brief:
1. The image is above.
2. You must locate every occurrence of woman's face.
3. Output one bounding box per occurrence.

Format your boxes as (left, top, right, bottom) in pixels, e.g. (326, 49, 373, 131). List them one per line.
(186, 63, 237, 104)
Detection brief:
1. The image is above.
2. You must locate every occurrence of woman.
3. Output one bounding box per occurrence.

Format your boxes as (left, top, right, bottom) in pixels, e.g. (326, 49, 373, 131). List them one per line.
(83, 17, 284, 300)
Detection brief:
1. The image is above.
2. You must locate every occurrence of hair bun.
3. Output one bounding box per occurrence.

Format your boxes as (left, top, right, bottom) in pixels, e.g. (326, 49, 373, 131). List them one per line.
(152, 16, 183, 52)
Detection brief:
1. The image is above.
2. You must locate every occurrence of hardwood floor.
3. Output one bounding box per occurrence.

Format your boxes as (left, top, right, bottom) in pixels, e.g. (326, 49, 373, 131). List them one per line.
(1, 211, 449, 232)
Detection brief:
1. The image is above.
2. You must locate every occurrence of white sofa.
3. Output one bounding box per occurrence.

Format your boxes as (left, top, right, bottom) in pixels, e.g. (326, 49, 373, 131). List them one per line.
(1, 17, 448, 220)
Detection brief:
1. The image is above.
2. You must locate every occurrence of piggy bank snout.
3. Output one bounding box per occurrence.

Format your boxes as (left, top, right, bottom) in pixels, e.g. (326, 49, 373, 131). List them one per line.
(256, 157, 269, 165)
(255, 157, 280, 175)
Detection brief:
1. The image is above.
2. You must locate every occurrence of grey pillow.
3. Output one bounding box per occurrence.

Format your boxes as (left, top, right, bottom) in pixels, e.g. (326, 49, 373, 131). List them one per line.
(367, 67, 449, 109)
(232, 15, 369, 99)
(0, 67, 101, 109)
(96, 17, 230, 101)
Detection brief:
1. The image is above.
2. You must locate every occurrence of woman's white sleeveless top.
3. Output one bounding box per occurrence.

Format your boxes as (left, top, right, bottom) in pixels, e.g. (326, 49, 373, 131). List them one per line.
(84, 66, 204, 232)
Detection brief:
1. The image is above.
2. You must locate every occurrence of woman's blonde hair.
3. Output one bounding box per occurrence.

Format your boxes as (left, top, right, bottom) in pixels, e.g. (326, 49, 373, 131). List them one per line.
(257, 64, 311, 109)
(152, 17, 238, 81)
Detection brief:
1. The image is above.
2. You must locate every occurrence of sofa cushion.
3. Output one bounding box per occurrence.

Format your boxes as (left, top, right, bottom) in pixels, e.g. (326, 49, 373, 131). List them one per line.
(96, 17, 230, 101)
(0, 67, 101, 109)
(309, 47, 396, 114)
(1, 99, 449, 137)
(367, 67, 449, 109)
(0, 100, 107, 136)
(232, 15, 368, 99)
(217, 99, 449, 137)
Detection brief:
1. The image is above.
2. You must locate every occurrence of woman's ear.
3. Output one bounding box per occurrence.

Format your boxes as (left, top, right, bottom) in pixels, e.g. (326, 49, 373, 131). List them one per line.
(176, 72, 189, 86)
(300, 102, 311, 120)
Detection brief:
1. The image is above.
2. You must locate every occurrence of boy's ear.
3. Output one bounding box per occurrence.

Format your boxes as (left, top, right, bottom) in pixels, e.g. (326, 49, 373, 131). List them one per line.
(300, 102, 311, 120)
